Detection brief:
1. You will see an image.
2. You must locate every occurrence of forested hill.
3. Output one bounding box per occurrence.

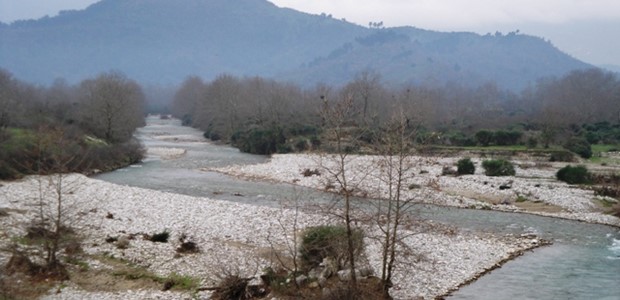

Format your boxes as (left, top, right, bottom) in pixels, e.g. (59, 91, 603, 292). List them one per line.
(0, 0, 591, 90)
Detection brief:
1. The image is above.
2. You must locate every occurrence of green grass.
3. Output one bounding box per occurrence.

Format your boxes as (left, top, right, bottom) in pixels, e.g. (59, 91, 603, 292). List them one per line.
(596, 197, 618, 208)
(427, 145, 568, 153)
(163, 273, 200, 291)
(112, 269, 199, 291)
(432, 145, 528, 151)
(589, 144, 620, 165)
(65, 257, 90, 271)
(516, 195, 529, 203)
(591, 144, 620, 152)
(1, 128, 36, 151)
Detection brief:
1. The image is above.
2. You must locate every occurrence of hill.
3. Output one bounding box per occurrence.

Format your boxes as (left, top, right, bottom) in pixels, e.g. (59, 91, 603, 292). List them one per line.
(0, 0, 591, 90)
(282, 28, 591, 90)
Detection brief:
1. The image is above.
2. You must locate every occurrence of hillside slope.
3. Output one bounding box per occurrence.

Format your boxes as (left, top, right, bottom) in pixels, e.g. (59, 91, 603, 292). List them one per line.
(0, 0, 591, 90)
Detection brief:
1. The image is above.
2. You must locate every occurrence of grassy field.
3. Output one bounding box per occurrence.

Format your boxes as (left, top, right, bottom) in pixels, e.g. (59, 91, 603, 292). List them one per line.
(589, 144, 620, 165)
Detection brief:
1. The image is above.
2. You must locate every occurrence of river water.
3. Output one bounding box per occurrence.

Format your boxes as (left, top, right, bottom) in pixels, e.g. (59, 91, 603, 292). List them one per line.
(94, 116, 620, 299)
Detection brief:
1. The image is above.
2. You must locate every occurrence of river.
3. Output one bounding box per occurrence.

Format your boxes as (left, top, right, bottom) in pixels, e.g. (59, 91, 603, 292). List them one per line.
(94, 116, 620, 299)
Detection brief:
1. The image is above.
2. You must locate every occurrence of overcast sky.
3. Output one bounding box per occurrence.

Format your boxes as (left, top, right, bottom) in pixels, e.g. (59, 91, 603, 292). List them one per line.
(1, 0, 618, 67)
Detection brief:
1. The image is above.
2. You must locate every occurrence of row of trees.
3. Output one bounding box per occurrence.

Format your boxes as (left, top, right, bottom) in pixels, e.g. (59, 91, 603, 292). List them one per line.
(0, 70, 145, 143)
(172, 68, 620, 154)
(0, 69, 146, 179)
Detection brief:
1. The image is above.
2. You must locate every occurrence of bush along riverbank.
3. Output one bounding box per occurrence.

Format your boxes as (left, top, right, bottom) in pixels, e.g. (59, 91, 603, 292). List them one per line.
(0, 127, 145, 180)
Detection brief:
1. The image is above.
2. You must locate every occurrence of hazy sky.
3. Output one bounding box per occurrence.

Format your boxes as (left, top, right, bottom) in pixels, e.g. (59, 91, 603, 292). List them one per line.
(1, 0, 618, 67)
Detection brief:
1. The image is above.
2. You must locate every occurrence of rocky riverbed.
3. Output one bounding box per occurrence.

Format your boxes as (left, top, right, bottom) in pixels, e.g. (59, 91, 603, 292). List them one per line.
(214, 154, 620, 227)
(1, 173, 546, 299)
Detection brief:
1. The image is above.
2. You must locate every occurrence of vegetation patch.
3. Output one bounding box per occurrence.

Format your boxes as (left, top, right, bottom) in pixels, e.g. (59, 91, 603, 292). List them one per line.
(147, 230, 170, 243)
(176, 234, 200, 254)
(302, 168, 321, 177)
(482, 159, 516, 176)
(595, 197, 618, 208)
(299, 225, 363, 270)
(211, 275, 261, 300)
(516, 195, 529, 203)
(161, 273, 200, 291)
(563, 137, 592, 159)
(549, 150, 576, 162)
(556, 165, 591, 184)
(593, 186, 620, 199)
(456, 157, 475, 175)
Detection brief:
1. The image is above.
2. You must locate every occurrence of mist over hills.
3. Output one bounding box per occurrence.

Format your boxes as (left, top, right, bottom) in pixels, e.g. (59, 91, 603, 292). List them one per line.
(0, 0, 591, 90)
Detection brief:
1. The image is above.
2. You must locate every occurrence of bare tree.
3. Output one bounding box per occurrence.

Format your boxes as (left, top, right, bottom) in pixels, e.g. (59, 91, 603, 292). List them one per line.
(372, 102, 422, 294)
(78, 72, 145, 143)
(317, 93, 368, 291)
(196, 74, 243, 139)
(17, 125, 89, 278)
(342, 70, 383, 124)
(0, 69, 18, 130)
(265, 188, 306, 293)
(171, 76, 205, 125)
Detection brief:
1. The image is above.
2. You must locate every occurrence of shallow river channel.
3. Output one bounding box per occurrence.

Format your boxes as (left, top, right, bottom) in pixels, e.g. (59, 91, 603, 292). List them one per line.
(94, 116, 620, 299)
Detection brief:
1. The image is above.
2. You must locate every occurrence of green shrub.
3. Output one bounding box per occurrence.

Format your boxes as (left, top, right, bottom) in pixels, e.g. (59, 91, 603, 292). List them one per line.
(475, 130, 493, 146)
(235, 127, 286, 155)
(445, 131, 476, 147)
(276, 143, 292, 154)
(212, 275, 256, 300)
(0, 128, 144, 179)
(482, 159, 516, 176)
(556, 165, 591, 184)
(585, 131, 600, 144)
(162, 273, 200, 291)
(288, 124, 319, 136)
(563, 137, 592, 159)
(456, 158, 476, 175)
(310, 135, 321, 148)
(299, 225, 363, 270)
(149, 230, 170, 243)
(493, 130, 522, 146)
(526, 137, 538, 149)
(294, 138, 308, 152)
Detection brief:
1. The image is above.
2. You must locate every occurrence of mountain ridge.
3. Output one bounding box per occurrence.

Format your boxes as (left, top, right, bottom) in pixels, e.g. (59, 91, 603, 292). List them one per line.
(0, 0, 591, 90)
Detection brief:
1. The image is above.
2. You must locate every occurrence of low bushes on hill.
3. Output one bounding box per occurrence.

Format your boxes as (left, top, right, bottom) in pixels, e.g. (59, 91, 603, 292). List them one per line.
(556, 165, 591, 184)
(482, 159, 516, 176)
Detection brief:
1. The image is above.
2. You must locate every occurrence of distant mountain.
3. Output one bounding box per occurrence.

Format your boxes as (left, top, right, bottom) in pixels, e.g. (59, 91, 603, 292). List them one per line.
(600, 64, 620, 74)
(281, 29, 592, 90)
(0, 0, 591, 90)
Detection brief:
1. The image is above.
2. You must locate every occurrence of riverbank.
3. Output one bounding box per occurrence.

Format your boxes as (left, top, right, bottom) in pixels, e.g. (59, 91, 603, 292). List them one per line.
(1, 174, 545, 299)
(214, 154, 620, 228)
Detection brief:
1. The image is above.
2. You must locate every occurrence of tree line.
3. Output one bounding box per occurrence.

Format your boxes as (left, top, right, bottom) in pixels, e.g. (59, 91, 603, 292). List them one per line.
(172, 68, 620, 155)
(0, 69, 146, 179)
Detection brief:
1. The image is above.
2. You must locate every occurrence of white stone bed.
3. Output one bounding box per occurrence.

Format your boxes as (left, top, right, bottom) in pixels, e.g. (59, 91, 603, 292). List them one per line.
(0, 174, 544, 299)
